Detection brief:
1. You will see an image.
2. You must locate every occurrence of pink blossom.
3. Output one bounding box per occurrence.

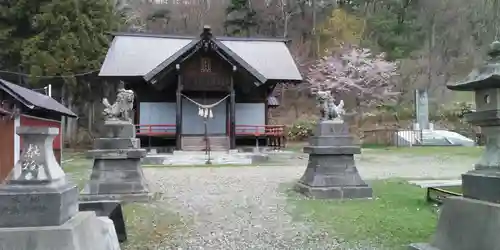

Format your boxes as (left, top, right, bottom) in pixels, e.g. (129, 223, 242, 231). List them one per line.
(307, 45, 399, 108)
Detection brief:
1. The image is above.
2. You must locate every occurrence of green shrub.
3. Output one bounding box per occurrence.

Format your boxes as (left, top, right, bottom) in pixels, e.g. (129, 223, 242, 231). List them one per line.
(435, 102, 474, 121)
(288, 119, 317, 141)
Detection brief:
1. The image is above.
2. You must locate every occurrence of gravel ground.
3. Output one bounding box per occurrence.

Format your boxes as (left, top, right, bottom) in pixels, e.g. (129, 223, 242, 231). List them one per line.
(143, 151, 477, 250)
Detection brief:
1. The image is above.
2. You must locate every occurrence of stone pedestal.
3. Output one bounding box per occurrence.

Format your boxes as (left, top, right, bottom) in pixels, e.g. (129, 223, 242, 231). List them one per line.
(295, 120, 373, 199)
(409, 196, 500, 250)
(0, 212, 120, 250)
(81, 121, 150, 202)
(410, 167, 500, 250)
(0, 127, 120, 250)
(410, 41, 500, 250)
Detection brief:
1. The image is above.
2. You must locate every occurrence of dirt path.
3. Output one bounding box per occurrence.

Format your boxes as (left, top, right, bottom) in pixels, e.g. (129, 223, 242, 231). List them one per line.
(143, 151, 476, 249)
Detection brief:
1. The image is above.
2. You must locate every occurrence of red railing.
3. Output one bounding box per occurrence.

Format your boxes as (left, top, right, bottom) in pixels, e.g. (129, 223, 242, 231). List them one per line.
(135, 124, 286, 137)
(136, 124, 176, 136)
(234, 125, 285, 136)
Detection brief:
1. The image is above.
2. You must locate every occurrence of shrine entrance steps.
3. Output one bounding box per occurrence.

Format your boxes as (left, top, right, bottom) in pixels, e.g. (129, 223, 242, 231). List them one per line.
(142, 149, 269, 166)
(141, 147, 305, 166)
(181, 135, 229, 151)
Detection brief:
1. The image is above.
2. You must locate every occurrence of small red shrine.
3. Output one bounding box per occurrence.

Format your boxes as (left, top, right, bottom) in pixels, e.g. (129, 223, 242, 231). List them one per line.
(0, 79, 77, 180)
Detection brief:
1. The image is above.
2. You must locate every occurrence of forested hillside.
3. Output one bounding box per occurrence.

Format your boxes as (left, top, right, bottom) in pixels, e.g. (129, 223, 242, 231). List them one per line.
(1, 0, 499, 144)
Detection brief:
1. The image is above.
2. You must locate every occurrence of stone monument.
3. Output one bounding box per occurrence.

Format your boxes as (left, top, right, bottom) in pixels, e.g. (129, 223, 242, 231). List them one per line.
(295, 90, 373, 199)
(0, 127, 120, 250)
(409, 41, 500, 250)
(414, 89, 430, 130)
(81, 82, 150, 202)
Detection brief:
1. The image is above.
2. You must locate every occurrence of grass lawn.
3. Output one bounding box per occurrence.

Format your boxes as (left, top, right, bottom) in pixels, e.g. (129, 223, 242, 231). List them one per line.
(286, 180, 438, 250)
(61, 153, 185, 249)
(61, 154, 92, 189)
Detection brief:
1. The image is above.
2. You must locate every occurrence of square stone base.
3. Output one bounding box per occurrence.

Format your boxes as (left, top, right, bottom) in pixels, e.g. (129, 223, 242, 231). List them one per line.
(409, 196, 500, 250)
(0, 182, 78, 227)
(79, 192, 153, 203)
(83, 180, 149, 195)
(294, 182, 373, 199)
(0, 212, 120, 250)
(82, 157, 150, 201)
(462, 170, 500, 203)
(103, 120, 135, 138)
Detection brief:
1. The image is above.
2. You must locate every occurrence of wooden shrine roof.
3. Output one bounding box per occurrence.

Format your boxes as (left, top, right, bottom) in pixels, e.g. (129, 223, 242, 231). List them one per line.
(99, 27, 303, 85)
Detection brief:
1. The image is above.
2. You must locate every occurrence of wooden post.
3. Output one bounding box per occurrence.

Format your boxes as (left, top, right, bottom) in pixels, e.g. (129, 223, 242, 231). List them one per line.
(264, 87, 269, 126)
(176, 64, 182, 150)
(229, 67, 236, 149)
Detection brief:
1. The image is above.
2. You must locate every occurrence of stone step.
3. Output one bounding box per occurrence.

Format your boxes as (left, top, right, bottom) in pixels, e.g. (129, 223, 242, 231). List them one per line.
(182, 145, 228, 151)
(142, 151, 267, 165)
(172, 149, 238, 156)
(181, 136, 229, 151)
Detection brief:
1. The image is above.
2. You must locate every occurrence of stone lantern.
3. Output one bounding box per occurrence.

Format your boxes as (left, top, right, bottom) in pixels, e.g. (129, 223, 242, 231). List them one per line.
(410, 41, 500, 250)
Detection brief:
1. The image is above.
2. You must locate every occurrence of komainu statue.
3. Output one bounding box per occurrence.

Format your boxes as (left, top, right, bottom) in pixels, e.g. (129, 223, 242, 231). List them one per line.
(102, 82, 135, 123)
(315, 90, 345, 123)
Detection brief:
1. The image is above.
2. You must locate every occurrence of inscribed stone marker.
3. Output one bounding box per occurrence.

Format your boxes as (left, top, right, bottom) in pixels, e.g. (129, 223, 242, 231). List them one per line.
(415, 89, 430, 130)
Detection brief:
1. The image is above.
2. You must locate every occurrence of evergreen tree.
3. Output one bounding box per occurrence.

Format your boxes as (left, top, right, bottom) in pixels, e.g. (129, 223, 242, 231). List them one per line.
(0, 0, 51, 72)
(224, 0, 257, 37)
(0, 0, 121, 85)
(23, 0, 119, 80)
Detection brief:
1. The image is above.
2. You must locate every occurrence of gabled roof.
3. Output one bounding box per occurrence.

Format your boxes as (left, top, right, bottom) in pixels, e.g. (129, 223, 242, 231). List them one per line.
(99, 35, 193, 77)
(99, 27, 303, 84)
(0, 79, 77, 118)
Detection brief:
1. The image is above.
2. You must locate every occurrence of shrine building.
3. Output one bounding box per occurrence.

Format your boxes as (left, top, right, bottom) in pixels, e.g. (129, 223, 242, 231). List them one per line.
(98, 26, 303, 151)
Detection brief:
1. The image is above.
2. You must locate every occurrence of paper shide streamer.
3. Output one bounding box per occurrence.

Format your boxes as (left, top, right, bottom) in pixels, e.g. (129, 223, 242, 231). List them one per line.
(181, 94, 230, 119)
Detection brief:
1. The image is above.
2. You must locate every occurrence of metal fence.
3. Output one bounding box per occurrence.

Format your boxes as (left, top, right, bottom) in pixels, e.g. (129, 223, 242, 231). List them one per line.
(361, 128, 484, 147)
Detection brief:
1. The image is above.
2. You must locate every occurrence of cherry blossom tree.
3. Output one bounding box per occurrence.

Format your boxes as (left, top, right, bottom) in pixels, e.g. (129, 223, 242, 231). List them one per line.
(307, 44, 400, 110)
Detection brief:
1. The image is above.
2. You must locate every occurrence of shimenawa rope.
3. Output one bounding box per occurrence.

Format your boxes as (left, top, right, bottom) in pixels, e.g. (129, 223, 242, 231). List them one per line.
(181, 94, 230, 119)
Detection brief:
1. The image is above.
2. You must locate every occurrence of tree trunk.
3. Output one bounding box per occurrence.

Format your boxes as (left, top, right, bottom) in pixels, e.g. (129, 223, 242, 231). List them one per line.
(312, 0, 318, 58)
(66, 94, 75, 147)
(89, 102, 94, 136)
(61, 84, 67, 147)
(426, 14, 435, 90)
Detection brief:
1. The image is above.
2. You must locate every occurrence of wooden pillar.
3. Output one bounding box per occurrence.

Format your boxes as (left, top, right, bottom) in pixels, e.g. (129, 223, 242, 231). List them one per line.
(175, 64, 182, 150)
(264, 87, 269, 125)
(264, 87, 270, 148)
(229, 67, 236, 149)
